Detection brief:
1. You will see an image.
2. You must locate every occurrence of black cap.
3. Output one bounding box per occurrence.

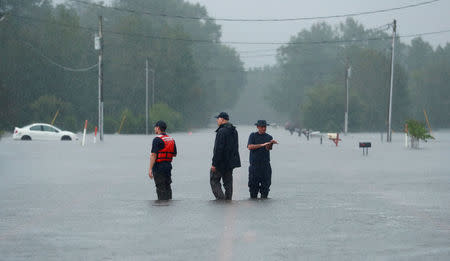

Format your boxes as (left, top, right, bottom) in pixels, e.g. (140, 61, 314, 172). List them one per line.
(154, 120, 167, 131)
(255, 120, 269, 127)
(214, 112, 229, 120)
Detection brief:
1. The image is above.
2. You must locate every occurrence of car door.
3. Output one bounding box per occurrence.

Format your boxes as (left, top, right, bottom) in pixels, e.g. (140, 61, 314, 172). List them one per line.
(29, 125, 44, 140)
(42, 125, 60, 140)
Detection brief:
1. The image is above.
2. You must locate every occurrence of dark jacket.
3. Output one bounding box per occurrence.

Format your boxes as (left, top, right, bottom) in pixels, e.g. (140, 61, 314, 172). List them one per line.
(212, 122, 241, 171)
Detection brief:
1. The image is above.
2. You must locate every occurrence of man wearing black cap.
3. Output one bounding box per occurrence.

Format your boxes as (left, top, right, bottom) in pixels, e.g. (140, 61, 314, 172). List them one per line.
(148, 120, 177, 200)
(210, 112, 241, 200)
(247, 120, 278, 199)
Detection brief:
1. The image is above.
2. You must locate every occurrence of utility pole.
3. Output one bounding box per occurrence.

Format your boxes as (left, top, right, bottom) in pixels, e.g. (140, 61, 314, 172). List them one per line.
(146, 58, 149, 135)
(152, 66, 155, 107)
(387, 19, 396, 143)
(344, 61, 351, 135)
(98, 16, 104, 141)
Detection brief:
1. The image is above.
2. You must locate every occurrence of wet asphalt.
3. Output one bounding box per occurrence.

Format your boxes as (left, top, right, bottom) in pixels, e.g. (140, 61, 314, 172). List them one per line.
(0, 126, 449, 260)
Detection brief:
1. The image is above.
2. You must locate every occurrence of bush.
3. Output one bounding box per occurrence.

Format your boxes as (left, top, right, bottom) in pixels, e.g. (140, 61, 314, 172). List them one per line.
(103, 104, 183, 134)
(406, 119, 434, 148)
(150, 103, 183, 132)
(116, 109, 139, 134)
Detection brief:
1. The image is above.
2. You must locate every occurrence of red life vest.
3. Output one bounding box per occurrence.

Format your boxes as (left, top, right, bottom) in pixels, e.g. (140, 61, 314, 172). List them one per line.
(156, 134, 176, 162)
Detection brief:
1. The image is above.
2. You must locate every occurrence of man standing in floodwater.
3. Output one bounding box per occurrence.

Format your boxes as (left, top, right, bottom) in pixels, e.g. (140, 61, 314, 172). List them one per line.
(149, 120, 177, 200)
(247, 120, 278, 199)
(210, 112, 241, 200)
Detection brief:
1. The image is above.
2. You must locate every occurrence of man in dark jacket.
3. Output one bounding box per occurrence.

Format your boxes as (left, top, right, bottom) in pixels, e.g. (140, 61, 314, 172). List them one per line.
(210, 112, 241, 200)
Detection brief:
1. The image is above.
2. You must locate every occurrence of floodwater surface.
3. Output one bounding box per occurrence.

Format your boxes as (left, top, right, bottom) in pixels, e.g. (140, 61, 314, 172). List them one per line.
(1, 126, 449, 260)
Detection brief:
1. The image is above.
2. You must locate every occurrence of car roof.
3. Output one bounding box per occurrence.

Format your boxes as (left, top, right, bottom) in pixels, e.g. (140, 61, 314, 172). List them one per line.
(24, 123, 62, 130)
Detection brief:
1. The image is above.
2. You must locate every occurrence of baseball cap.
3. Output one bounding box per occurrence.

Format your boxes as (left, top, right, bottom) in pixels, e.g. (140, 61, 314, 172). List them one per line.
(214, 112, 229, 120)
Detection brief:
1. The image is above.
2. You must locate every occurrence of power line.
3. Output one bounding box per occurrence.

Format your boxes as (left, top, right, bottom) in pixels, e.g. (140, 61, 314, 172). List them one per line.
(11, 13, 96, 32)
(11, 14, 450, 46)
(405, 28, 450, 38)
(238, 23, 393, 54)
(221, 29, 450, 45)
(241, 53, 278, 58)
(15, 38, 98, 72)
(68, 0, 441, 22)
(239, 48, 280, 54)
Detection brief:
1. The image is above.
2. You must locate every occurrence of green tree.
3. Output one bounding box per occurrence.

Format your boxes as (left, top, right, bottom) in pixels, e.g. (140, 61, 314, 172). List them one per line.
(0, 79, 14, 130)
(149, 103, 183, 132)
(406, 119, 434, 148)
(301, 84, 344, 132)
(301, 83, 364, 131)
(272, 22, 339, 117)
(347, 47, 409, 131)
(408, 43, 450, 128)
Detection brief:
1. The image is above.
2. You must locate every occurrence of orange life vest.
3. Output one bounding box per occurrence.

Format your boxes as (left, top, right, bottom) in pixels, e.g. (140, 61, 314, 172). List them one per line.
(156, 134, 176, 162)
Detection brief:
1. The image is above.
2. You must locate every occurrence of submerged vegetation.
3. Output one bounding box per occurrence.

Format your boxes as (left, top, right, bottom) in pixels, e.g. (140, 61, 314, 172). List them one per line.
(406, 119, 434, 148)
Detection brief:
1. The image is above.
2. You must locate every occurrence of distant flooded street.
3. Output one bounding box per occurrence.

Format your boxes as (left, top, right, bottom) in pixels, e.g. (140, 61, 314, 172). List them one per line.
(1, 126, 449, 260)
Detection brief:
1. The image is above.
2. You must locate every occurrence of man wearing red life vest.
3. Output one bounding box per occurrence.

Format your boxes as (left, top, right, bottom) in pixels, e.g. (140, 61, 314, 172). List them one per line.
(148, 120, 177, 200)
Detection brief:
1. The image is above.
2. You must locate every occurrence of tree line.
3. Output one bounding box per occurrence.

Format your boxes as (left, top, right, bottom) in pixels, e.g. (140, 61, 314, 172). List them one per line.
(1, 1, 448, 134)
(262, 18, 449, 131)
(0, 0, 245, 133)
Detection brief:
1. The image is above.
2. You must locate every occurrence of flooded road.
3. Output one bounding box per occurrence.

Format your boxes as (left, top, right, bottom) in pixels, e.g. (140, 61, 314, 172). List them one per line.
(1, 126, 449, 260)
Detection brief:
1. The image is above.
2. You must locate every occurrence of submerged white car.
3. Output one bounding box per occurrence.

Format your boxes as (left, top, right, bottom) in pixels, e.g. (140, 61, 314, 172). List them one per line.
(13, 123, 78, 141)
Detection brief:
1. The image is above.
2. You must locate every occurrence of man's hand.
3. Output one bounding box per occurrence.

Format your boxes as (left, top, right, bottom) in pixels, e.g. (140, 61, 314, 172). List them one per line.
(248, 141, 278, 150)
(149, 153, 156, 179)
(265, 140, 278, 150)
(211, 165, 216, 173)
(149, 169, 153, 179)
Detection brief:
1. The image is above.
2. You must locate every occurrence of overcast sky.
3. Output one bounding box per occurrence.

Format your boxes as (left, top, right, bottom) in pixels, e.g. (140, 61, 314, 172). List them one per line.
(184, 0, 450, 68)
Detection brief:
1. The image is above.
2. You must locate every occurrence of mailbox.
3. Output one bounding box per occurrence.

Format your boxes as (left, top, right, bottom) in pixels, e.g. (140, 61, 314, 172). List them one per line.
(359, 142, 371, 155)
(359, 142, 371, 148)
